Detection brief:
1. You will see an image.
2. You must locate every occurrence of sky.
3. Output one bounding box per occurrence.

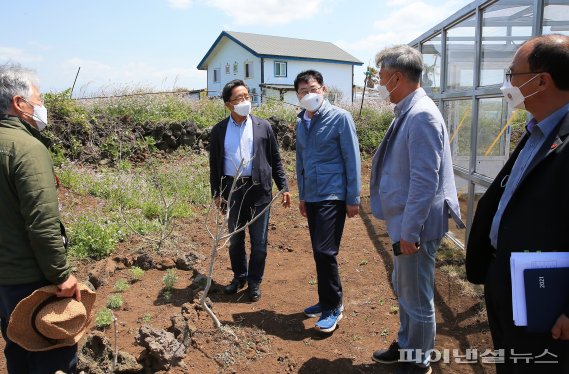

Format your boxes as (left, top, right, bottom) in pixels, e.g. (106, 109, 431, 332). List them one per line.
(1, 0, 472, 97)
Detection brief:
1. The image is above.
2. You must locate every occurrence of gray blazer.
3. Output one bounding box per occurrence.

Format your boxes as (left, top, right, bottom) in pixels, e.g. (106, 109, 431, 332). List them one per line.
(370, 88, 463, 243)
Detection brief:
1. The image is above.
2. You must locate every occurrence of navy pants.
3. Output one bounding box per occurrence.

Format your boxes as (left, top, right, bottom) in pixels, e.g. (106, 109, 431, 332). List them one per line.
(0, 281, 78, 374)
(306, 200, 346, 310)
(227, 179, 270, 285)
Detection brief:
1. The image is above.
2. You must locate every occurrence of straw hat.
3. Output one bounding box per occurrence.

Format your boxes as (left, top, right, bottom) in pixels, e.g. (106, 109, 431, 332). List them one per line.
(7, 283, 96, 351)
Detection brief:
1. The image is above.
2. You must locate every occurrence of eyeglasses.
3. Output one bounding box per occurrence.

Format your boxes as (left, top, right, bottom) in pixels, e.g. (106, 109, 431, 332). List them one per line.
(229, 94, 251, 104)
(505, 69, 544, 82)
(297, 86, 322, 96)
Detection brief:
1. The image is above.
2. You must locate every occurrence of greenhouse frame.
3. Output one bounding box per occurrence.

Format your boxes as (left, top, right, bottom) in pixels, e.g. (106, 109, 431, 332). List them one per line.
(408, 0, 569, 246)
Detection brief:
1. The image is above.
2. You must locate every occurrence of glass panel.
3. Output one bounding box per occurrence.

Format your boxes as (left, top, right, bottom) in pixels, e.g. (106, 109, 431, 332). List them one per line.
(446, 14, 476, 90)
(480, 0, 533, 86)
(508, 110, 527, 156)
(475, 97, 510, 178)
(421, 35, 442, 93)
(543, 1, 569, 36)
(445, 99, 473, 170)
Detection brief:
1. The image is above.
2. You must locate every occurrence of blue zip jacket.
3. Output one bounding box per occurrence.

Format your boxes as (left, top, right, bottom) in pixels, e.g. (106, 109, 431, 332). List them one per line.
(296, 100, 361, 205)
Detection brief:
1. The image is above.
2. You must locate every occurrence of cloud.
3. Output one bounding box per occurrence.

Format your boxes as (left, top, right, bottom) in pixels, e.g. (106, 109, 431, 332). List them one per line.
(63, 58, 206, 96)
(167, 0, 192, 9)
(338, 0, 470, 57)
(0, 46, 43, 63)
(204, 0, 323, 25)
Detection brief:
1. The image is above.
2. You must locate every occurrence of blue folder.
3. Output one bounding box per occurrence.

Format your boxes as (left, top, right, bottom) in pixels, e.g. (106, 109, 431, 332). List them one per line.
(523, 267, 569, 333)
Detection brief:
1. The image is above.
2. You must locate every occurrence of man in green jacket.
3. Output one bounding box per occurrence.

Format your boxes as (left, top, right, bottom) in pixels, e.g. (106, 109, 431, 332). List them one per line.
(0, 63, 80, 373)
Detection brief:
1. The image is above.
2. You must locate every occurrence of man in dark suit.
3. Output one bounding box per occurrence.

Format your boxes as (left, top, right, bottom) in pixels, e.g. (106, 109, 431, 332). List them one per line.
(209, 79, 290, 302)
(466, 34, 569, 373)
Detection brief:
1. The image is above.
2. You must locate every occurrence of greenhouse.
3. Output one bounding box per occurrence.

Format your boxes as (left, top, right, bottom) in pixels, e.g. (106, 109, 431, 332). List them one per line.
(409, 0, 569, 246)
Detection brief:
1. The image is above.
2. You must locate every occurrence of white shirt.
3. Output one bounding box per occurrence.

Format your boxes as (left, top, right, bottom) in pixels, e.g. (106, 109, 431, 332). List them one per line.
(223, 115, 254, 177)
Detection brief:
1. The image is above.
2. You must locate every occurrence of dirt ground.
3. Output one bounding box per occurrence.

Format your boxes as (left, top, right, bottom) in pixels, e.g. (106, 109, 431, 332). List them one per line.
(0, 164, 497, 374)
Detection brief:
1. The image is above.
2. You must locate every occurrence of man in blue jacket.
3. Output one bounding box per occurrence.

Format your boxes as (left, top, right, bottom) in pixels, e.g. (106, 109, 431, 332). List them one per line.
(295, 70, 361, 333)
(369, 45, 463, 374)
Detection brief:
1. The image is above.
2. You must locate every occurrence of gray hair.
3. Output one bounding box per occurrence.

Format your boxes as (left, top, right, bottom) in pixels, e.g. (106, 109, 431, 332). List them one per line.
(375, 45, 423, 84)
(0, 62, 39, 113)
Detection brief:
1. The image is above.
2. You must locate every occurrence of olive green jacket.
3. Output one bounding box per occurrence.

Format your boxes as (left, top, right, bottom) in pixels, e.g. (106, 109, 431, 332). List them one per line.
(0, 115, 71, 285)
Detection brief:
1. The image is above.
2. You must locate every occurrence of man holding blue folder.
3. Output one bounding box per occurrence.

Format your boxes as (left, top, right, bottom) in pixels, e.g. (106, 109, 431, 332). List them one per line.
(466, 34, 569, 373)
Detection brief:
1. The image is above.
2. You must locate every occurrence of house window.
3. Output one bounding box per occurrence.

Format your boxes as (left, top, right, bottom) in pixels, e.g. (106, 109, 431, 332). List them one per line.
(245, 62, 253, 79)
(274, 61, 287, 77)
(233, 62, 238, 75)
(213, 68, 221, 83)
(225, 63, 230, 75)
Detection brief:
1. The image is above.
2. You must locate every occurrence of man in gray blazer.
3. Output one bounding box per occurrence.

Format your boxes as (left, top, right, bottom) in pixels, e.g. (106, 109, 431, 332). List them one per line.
(369, 45, 463, 374)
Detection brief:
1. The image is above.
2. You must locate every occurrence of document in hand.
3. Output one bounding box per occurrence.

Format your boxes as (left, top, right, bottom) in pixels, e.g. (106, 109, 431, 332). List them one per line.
(510, 252, 569, 327)
(524, 267, 569, 332)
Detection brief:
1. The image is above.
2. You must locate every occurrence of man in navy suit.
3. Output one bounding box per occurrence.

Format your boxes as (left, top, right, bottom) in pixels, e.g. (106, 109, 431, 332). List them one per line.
(209, 79, 290, 302)
(466, 34, 569, 374)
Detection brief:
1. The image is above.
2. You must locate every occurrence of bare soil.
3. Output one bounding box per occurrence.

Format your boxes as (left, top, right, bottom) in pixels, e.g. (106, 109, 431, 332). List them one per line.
(0, 162, 496, 374)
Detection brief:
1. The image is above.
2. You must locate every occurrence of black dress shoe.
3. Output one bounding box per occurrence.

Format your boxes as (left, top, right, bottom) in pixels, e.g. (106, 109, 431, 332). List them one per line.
(248, 283, 261, 301)
(224, 278, 246, 294)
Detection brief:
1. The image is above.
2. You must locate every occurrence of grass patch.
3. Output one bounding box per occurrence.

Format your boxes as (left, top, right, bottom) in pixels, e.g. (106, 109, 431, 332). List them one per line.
(67, 215, 123, 259)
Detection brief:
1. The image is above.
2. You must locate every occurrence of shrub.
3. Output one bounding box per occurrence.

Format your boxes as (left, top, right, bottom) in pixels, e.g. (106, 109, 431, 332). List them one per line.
(141, 313, 152, 324)
(130, 266, 145, 282)
(95, 308, 114, 328)
(107, 294, 123, 310)
(67, 216, 121, 259)
(349, 103, 394, 153)
(163, 269, 178, 290)
(114, 279, 129, 293)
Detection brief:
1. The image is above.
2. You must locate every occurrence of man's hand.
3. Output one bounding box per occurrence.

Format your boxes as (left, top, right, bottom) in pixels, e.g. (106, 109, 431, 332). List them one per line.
(56, 274, 81, 301)
(400, 239, 420, 255)
(551, 313, 569, 340)
(299, 201, 307, 218)
(346, 204, 359, 218)
(281, 192, 291, 208)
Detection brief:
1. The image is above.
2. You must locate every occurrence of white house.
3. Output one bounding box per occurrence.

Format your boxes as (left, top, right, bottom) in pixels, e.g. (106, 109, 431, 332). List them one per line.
(197, 31, 363, 105)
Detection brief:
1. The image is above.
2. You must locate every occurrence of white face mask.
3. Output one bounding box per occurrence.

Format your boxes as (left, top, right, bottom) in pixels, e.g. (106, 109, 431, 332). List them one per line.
(233, 100, 251, 117)
(32, 104, 48, 131)
(500, 74, 541, 111)
(377, 74, 398, 101)
(299, 93, 324, 112)
(21, 99, 48, 131)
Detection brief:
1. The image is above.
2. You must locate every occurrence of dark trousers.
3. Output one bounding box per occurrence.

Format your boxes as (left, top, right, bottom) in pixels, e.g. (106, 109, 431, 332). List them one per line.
(306, 200, 346, 310)
(227, 179, 270, 284)
(485, 255, 569, 374)
(0, 280, 78, 374)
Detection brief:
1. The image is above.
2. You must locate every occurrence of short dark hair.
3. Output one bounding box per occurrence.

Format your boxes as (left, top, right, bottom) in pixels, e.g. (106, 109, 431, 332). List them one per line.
(222, 79, 249, 103)
(294, 70, 324, 92)
(527, 34, 569, 91)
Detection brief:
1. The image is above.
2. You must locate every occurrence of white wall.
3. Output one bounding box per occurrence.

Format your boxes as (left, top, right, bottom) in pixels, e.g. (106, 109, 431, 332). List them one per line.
(206, 37, 261, 101)
(262, 88, 299, 107)
(263, 59, 354, 103)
